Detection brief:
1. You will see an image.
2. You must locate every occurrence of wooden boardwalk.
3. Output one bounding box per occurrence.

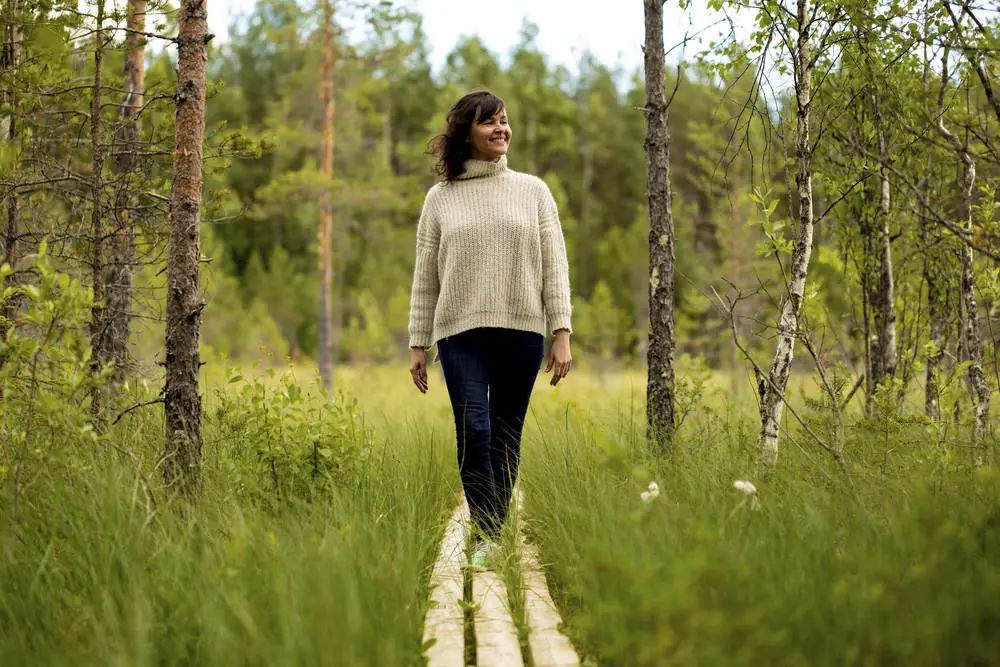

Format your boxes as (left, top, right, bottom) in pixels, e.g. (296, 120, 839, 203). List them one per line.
(421, 501, 469, 667)
(422, 494, 580, 667)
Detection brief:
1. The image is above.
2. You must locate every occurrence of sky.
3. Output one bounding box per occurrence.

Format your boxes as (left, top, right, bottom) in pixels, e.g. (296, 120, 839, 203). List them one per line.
(207, 0, 752, 76)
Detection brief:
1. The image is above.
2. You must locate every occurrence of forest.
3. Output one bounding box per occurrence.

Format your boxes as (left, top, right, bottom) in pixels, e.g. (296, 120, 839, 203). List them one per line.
(0, 0, 998, 665)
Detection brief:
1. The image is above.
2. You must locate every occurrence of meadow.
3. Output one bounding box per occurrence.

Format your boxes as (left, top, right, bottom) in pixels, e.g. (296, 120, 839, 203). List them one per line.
(1, 353, 997, 665)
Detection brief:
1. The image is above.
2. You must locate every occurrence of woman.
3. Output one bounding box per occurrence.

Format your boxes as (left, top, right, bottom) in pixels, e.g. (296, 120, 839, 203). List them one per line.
(407, 90, 574, 568)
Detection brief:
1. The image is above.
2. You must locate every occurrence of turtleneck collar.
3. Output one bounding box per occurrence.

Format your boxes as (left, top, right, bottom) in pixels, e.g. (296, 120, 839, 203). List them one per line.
(456, 154, 509, 180)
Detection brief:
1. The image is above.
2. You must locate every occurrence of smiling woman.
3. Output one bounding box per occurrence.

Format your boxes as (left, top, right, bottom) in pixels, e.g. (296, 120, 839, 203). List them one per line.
(467, 105, 511, 161)
(407, 90, 575, 568)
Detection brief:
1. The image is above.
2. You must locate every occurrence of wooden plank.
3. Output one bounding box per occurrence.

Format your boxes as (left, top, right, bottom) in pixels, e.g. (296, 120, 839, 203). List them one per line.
(521, 538, 580, 667)
(473, 570, 524, 667)
(514, 488, 580, 667)
(422, 500, 469, 667)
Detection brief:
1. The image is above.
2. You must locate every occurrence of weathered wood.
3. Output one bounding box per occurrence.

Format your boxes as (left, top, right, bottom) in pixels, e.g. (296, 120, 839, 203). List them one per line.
(422, 501, 468, 667)
(473, 570, 523, 667)
(521, 538, 580, 667)
(514, 488, 579, 666)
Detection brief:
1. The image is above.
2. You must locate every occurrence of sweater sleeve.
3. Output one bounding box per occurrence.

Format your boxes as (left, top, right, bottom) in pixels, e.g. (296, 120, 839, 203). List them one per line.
(538, 183, 573, 335)
(407, 188, 441, 349)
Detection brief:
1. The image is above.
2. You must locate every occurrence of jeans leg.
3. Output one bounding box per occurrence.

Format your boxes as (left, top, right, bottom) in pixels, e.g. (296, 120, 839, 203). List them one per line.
(437, 329, 498, 536)
(487, 329, 545, 530)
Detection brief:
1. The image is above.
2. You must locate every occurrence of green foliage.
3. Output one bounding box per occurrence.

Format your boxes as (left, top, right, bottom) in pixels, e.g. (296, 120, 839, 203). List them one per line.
(341, 289, 395, 364)
(190, 7, 789, 367)
(521, 383, 1000, 666)
(749, 186, 792, 257)
(211, 368, 370, 504)
(0, 397, 454, 665)
(0, 242, 103, 461)
(572, 280, 632, 366)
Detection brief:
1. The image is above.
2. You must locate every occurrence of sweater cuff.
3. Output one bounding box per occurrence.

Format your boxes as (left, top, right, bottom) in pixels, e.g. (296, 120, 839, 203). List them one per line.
(408, 334, 432, 350)
(548, 313, 572, 335)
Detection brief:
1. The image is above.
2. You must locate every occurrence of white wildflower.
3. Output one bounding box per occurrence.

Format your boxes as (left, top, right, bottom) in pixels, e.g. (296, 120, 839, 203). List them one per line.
(732, 479, 761, 511)
(640, 480, 660, 504)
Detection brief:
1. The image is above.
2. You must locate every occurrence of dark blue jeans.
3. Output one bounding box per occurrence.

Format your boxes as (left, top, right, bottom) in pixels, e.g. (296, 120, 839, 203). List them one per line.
(437, 326, 545, 539)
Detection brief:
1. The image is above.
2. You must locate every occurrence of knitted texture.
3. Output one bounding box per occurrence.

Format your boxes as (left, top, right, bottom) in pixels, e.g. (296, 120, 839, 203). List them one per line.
(407, 154, 573, 349)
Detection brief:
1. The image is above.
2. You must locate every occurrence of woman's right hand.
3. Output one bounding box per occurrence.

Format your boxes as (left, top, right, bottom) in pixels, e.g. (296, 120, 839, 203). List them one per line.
(410, 347, 429, 394)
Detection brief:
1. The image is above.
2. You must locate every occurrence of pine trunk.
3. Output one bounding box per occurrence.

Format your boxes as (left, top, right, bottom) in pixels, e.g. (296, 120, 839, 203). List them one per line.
(89, 0, 107, 417)
(0, 0, 22, 353)
(104, 0, 146, 383)
(643, 0, 676, 446)
(164, 0, 208, 491)
(757, 0, 814, 465)
(318, 0, 335, 389)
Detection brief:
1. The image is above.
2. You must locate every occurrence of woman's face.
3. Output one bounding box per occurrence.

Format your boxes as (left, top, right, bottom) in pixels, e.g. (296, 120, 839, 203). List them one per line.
(467, 108, 511, 161)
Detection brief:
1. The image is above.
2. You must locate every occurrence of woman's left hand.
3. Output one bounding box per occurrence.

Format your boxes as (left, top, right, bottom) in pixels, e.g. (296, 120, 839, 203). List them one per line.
(544, 330, 573, 386)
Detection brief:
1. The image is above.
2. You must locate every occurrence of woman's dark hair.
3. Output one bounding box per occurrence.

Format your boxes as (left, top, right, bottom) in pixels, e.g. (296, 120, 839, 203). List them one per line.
(428, 90, 506, 182)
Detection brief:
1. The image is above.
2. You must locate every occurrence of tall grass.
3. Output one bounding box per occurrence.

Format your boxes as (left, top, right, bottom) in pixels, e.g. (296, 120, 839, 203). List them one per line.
(0, 370, 457, 666)
(3, 337, 997, 666)
(518, 371, 1000, 666)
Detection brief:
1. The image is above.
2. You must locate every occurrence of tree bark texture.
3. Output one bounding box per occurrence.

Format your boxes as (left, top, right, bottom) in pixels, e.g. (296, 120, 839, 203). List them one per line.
(870, 94, 897, 395)
(757, 0, 815, 465)
(164, 0, 208, 490)
(643, 0, 676, 446)
(318, 0, 335, 389)
(923, 226, 946, 421)
(936, 49, 991, 441)
(89, 0, 107, 417)
(0, 0, 23, 352)
(103, 0, 146, 383)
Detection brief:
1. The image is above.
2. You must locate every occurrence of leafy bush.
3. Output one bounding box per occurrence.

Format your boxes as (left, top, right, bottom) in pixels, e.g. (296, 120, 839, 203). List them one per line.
(209, 368, 372, 504)
(0, 242, 104, 489)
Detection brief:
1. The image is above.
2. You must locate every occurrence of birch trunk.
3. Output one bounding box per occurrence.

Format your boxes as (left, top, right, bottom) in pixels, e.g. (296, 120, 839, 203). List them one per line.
(643, 0, 675, 446)
(870, 93, 897, 394)
(104, 0, 146, 383)
(318, 0, 335, 389)
(164, 0, 208, 491)
(923, 225, 945, 421)
(757, 0, 815, 464)
(920, 38, 943, 421)
(935, 49, 991, 441)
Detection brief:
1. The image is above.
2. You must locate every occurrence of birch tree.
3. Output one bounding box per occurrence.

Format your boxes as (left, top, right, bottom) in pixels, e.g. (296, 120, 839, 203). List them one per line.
(755, 0, 827, 464)
(868, 91, 897, 398)
(643, 0, 676, 446)
(935, 47, 991, 440)
(164, 0, 209, 490)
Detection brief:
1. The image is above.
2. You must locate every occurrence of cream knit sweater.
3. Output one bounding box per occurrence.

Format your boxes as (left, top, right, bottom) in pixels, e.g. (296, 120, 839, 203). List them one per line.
(407, 154, 573, 350)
